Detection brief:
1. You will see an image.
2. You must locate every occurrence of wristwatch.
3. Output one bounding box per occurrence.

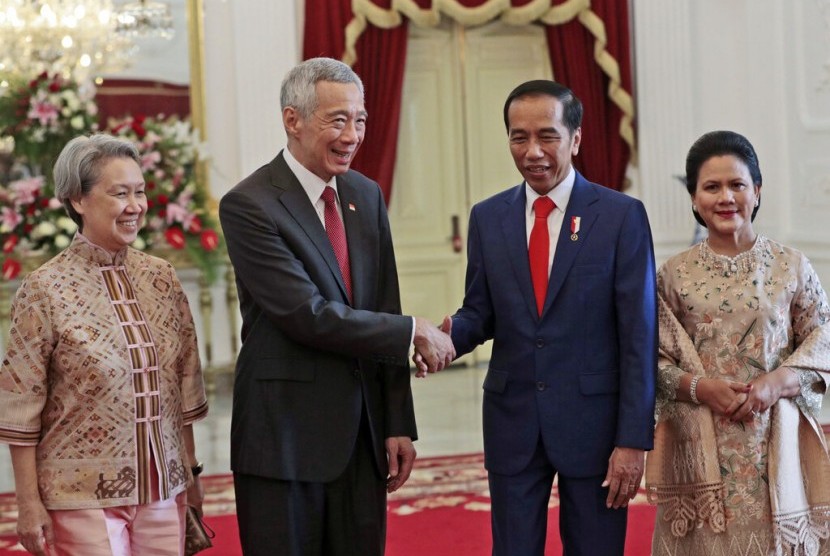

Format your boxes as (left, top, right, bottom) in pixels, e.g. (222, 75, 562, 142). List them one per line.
(191, 462, 204, 477)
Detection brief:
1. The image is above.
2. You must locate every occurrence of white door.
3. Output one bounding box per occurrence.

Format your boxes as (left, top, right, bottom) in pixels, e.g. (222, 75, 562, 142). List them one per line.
(389, 21, 552, 365)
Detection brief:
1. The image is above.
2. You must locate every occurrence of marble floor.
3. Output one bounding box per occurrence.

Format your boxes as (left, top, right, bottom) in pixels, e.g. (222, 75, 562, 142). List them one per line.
(0, 365, 487, 492)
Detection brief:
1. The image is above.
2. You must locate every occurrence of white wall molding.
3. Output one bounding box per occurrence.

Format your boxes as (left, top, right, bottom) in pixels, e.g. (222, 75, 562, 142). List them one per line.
(632, 0, 697, 265)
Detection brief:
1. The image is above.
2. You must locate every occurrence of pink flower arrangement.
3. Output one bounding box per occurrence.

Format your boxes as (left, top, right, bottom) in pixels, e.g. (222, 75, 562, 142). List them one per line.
(0, 72, 99, 279)
(0, 72, 98, 174)
(27, 100, 60, 126)
(0, 176, 76, 280)
(0, 73, 222, 283)
(106, 113, 221, 281)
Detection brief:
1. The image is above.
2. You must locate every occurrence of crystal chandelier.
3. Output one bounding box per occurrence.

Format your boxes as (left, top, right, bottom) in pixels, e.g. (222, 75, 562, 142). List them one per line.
(0, 0, 136, 80)
(115, 0, 174, 40)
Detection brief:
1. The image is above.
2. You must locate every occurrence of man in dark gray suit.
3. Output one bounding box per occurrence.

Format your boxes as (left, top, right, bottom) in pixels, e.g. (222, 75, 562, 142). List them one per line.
(219, 58, 454, 556)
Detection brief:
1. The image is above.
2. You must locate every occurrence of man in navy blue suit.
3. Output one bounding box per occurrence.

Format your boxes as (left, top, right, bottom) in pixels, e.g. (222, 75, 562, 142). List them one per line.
(429, 80, 657, 555)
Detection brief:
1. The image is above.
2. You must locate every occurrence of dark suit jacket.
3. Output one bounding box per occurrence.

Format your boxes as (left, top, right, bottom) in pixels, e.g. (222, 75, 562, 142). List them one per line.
(219, 152, 417, 483)
(451, 172, 657, 478)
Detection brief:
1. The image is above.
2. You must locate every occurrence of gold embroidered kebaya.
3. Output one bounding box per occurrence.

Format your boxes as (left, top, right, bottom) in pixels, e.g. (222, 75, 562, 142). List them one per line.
(647, 236, 830, 556)
(0, 234, 207, 509)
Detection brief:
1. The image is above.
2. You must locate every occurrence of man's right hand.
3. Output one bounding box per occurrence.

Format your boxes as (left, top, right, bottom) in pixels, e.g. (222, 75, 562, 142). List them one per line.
(413, 316, 455, 377)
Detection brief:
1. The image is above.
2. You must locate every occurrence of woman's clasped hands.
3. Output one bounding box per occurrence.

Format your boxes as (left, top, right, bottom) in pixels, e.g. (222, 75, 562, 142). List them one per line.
(695, 367, 797, 421)
(694, 376, 752, 419)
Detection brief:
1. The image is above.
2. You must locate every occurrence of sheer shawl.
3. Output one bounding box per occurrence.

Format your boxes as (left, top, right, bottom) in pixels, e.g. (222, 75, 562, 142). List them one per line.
(646, 295, 830, 555)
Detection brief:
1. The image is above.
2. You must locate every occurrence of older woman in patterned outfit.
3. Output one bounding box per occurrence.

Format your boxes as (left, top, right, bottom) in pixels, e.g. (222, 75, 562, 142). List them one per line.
(0, 134, 208, 555)
(646, 130, 830, 556)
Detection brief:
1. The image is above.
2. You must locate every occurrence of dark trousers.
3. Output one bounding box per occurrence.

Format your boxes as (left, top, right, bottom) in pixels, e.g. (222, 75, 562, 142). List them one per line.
(488, 437, 628, 556)
(234, 414, 386, 556)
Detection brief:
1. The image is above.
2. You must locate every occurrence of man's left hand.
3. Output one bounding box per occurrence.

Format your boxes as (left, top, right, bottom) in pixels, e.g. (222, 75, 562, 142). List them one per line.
(385, 436, 416, 493)
(602, 447, 644, 509)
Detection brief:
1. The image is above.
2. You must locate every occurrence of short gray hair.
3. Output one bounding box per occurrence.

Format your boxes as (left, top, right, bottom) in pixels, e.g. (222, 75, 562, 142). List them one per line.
(53, 134, 141, 231)
(280, 57, 364, 119)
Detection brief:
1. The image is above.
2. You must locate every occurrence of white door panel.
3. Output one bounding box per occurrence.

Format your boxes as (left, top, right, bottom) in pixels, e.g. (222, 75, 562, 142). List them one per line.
(390, 22, 551, 366)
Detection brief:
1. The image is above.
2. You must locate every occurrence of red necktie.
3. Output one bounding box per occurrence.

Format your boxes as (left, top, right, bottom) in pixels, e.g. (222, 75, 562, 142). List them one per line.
(321, 186, 352, 302)
(529, 196, 555, 316)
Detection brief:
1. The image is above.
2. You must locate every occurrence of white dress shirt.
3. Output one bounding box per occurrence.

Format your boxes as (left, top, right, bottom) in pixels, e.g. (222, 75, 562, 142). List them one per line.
(525, 165, 576, 277)
(283, 147, 343, 224)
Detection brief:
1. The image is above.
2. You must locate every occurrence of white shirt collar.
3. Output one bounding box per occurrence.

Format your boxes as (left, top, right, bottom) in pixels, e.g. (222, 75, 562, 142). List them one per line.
(524, 165, 576, 214)
(283, 147, 338, 205)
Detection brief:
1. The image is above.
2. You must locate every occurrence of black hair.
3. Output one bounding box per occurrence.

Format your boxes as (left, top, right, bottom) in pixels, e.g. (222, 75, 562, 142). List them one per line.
(502, 80, 582, 135)
(686, 130, 762, 227)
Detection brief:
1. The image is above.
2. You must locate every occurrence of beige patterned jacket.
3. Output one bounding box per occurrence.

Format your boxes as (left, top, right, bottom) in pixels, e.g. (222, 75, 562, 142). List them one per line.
(0, 234, 208, 509)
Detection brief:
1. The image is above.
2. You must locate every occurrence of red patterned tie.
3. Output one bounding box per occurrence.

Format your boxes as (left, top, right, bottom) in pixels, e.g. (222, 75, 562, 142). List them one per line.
(529, 196, 555, 316)
(321, 186, 352, 302)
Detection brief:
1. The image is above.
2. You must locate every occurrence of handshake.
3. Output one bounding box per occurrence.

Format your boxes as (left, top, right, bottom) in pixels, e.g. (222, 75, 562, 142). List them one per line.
(412, 316, 455, 378)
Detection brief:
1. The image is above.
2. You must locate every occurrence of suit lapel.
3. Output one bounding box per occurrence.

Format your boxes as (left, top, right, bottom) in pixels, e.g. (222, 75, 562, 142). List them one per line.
(271, 155, 351, 304)
(501, 185, 539, 321)
(543, 173, 599, 313)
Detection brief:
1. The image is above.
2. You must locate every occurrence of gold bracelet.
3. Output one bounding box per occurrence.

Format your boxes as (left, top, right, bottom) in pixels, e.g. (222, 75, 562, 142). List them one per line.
(689, 375, 702, 405)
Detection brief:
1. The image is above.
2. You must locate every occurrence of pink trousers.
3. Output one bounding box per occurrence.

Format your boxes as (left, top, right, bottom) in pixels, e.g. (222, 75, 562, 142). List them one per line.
(48, 491, 186, 556)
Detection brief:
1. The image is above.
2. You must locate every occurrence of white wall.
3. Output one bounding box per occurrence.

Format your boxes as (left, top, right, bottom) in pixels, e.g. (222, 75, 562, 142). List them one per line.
(202, 0, 301, 197)
(635, 0, 830, 284)
(177, 1, 301, 368)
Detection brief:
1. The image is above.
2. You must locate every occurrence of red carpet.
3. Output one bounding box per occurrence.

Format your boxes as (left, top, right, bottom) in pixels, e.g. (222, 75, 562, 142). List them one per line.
(0, 453, 656, 555)
(385, 453, 655, 555)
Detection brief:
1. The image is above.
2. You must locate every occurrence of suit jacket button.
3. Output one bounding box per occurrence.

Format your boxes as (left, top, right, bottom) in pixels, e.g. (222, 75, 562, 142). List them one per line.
(536, 381, 546, 391)
(536, 339, 544, 348)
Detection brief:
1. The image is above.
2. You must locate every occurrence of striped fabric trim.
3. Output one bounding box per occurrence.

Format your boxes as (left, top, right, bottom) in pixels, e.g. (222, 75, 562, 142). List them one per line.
(99, 265, 168, 505)
(0, 428, 41, 445)
(182, 401, 209, 425)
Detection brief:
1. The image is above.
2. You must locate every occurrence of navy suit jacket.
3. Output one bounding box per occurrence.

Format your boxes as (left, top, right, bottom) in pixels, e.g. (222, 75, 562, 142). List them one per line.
(219, 152, 417, 483)
(452, 172, 657, 477)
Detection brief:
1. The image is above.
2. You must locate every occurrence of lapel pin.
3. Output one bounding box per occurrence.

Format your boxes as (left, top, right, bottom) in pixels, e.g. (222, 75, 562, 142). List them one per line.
(348, 203, 356, 212)
(570, 216, 580, 241)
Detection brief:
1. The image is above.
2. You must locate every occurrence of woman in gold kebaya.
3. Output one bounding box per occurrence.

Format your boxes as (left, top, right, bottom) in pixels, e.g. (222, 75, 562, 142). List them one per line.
(647, 130, 830, 556)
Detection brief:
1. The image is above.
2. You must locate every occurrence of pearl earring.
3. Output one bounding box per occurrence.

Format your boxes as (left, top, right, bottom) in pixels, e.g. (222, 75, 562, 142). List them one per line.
(692, 205, 698, 212)
(755, 200, 759, 207)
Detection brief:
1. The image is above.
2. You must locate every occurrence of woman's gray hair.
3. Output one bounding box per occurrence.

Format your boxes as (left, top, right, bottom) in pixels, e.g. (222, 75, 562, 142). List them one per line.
(53, 134, 141, 230)
(280, 57, 364, 119)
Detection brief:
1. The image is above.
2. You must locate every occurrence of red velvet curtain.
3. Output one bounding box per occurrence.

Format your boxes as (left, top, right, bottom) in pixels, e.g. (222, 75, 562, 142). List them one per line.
(545, 0, 632, 190)
(303, 0, 408, 205)
(351, 24, 409, 205)
(303, 0, 634, 200)
(302, 0, 351, 60)
(96, 78, 190, 126)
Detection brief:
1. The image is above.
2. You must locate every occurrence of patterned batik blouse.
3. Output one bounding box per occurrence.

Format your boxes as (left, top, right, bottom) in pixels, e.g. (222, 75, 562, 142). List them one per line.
(653, 235, 830, 556)
(0, 234, 208, 510)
